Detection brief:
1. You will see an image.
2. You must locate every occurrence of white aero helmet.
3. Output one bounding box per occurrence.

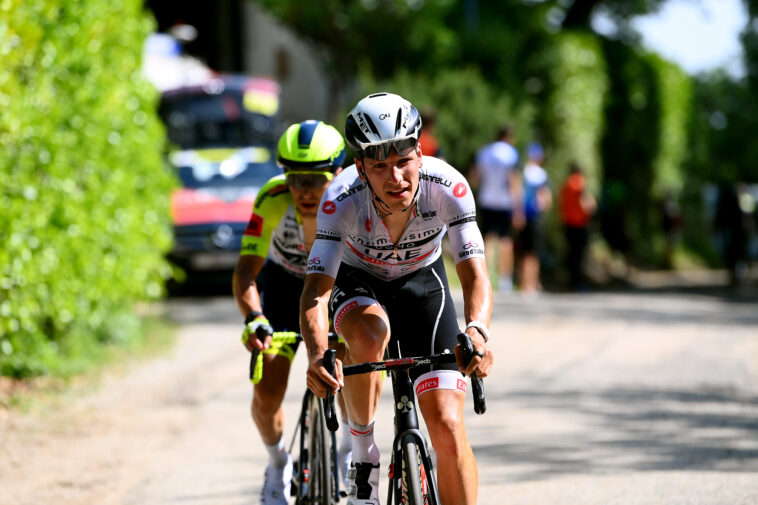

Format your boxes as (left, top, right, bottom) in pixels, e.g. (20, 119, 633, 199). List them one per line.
(344, 92, 422, 160)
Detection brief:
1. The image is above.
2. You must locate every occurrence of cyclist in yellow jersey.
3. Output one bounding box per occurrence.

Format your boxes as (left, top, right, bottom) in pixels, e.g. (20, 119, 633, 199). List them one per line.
(233, 120, 349, 505)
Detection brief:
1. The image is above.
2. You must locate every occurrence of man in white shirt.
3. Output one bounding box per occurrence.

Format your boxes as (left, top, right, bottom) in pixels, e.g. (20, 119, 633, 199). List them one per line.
(470, 126, 524, 291)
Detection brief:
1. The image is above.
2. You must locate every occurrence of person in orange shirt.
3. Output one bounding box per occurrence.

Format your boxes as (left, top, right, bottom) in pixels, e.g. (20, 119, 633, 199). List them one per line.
(418, 109, 443, 159)
(559, 162, 596, 290)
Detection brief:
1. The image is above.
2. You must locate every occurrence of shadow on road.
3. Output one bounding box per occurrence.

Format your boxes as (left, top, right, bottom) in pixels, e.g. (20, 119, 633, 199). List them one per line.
(475, 387, 758, 483)
(489, 290, 758, 328)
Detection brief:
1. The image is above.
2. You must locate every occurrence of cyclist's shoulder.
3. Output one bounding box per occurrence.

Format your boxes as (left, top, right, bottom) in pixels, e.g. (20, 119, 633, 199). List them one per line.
(421, 155, 462, 176)
(320, 165, 366, 214)
(420, 157, 472, 203)
(254, 174, 292, 209)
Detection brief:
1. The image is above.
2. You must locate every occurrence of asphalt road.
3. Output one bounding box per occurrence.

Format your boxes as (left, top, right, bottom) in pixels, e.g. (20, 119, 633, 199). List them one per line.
(3, 287, 757, 505)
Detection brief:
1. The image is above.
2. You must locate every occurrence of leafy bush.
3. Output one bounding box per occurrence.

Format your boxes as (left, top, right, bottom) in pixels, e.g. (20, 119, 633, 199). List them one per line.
(0, 0, 176, 377)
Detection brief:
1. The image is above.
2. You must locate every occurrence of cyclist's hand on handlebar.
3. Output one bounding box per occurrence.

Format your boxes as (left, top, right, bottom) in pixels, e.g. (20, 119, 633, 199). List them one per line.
(241, 316, 274, 352)
(456, 329, 493, 378)
(306, 354, 343, 399)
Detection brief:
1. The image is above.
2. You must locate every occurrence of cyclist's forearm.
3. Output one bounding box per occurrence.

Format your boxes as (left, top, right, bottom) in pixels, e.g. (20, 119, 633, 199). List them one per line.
(299, 275, 333, 359)
(456, 258, 493, 327)
(232, 257, 264, 317)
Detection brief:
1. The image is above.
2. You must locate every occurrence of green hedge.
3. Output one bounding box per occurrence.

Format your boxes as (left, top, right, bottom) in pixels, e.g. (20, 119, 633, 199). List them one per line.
(650, 55, 691, 197)
(542, 32, 609, 194)
(598, 40, 693, 265)
(0, 0, 176, 377)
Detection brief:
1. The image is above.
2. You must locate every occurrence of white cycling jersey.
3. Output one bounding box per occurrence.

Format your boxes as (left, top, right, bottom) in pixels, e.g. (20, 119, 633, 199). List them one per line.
(308, 156, 485, 281)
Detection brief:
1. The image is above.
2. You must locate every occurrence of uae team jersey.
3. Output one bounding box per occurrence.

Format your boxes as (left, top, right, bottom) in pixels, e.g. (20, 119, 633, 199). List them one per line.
(240, 175, 309, 278)
(308, 156, 485, 281)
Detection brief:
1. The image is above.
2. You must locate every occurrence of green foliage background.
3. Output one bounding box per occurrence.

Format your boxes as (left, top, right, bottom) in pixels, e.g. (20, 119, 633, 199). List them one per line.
(359, 67, 535, 175)
(0, 0, 176, 377)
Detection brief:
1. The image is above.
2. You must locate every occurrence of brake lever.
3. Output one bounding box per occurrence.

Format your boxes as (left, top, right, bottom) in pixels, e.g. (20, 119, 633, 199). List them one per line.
(322, 349, 340, 432)
(457, 333, 486, 415)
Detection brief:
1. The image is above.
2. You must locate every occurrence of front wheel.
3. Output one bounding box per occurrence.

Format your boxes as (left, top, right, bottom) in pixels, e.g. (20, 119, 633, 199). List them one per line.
(400, 434, 428, 505)
(304, 394, 333, 505)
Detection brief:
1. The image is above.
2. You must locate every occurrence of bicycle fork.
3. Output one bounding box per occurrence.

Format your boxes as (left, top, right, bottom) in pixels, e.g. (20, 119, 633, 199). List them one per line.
(388, 370, 440, 505)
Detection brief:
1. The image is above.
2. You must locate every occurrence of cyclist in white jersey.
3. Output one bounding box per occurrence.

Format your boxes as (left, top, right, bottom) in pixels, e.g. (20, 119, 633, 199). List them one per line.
(300, 93, 493, 505)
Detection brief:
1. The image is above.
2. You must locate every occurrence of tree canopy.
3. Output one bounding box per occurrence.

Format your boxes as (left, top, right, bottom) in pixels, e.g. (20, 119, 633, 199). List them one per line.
(253, 0, 758, 267)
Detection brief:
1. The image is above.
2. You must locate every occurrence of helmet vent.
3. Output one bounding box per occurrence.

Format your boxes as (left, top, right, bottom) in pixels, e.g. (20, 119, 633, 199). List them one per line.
(362, 113, 381, 137)
(368, 92, 387, 98)
(297, 120, 320, 148)
(394, 108, 403, 135)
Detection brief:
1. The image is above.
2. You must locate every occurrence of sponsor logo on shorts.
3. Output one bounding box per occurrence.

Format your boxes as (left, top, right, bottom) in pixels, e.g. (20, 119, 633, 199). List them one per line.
(457, 379, 467, 392)
(322, 200, 336, 214)
(453, 182, 467, 198)
(415, 377, 439, 396)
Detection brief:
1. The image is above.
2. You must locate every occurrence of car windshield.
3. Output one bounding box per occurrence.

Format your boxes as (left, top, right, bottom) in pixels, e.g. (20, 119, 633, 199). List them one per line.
(172, 147, 282, 189)
(160, 92, 277, 149)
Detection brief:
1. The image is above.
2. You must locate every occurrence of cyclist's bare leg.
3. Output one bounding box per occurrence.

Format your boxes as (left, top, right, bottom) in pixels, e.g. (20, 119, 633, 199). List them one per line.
(418, 389, 477, 505)
(251, 353, 292, 445)
(337, 304, 389, 425)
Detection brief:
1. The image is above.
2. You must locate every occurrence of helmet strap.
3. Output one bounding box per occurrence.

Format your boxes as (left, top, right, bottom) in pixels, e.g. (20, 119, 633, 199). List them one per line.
(362, 172, 393, 217)
(401, 184, 420, 213)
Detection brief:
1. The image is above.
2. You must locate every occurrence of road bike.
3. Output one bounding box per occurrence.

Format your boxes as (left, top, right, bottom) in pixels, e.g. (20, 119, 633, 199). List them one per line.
(322, 333, 486, 505)
(250, 330, 343, 505)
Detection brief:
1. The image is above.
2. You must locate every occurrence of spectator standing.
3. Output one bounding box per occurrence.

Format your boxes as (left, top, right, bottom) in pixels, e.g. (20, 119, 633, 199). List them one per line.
(559, 162, 596, 290)
(470, 125, 524, 291)
(519, 143, 552, 297)
(715, 182, 755, 285)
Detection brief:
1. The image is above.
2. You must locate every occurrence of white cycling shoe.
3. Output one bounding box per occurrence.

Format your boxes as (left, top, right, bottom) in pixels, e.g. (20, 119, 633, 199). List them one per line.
(260, 453, 292, 505)
(346, 462, 380, 505)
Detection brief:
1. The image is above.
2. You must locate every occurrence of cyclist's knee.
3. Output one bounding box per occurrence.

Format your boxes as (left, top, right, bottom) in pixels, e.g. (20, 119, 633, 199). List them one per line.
(421, 393, 468, 453)
(341, 314, 389, 361)
(253, 386, 285, 413)
(427, 408, 465, 442)
(253, 374, 288, 412)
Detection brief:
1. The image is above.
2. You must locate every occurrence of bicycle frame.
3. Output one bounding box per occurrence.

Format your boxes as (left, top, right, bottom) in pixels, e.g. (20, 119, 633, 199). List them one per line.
(387, 364, 441, 504)
(248, 330, 342, 504)
(322, 333, 486, 505)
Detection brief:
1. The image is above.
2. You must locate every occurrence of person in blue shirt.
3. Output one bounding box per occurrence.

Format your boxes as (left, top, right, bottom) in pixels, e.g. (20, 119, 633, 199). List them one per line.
(519, 142, 552, 297)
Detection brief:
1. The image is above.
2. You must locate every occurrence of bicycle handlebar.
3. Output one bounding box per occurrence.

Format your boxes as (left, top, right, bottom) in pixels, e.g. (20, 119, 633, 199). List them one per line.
(248, 330, 336, 383)
(321, 332, 486, 432)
